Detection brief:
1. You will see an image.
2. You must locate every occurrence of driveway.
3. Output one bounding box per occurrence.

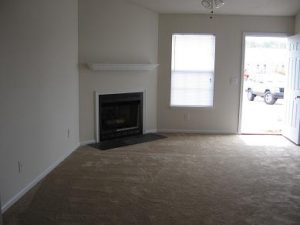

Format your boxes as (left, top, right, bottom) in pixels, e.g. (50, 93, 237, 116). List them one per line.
(241, 91, 284, 134)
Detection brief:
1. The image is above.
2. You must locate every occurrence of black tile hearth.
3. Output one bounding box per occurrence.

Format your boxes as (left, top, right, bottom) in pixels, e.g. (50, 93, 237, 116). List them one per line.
(89, 133, 166, 150)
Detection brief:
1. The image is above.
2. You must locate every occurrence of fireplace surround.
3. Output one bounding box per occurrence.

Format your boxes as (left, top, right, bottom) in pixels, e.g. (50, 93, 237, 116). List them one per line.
(96, 92, 143, 142)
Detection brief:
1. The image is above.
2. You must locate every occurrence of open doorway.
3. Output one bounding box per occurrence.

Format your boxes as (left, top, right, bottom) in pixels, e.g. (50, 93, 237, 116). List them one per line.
(240, 35, 288, 134)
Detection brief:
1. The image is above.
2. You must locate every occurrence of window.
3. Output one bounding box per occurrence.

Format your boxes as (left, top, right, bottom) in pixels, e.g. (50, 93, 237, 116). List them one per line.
(171, 34, 216, 107)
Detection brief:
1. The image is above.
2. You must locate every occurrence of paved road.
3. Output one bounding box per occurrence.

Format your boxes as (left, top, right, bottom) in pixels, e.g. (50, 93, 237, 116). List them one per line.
(241, 92, 284, 134)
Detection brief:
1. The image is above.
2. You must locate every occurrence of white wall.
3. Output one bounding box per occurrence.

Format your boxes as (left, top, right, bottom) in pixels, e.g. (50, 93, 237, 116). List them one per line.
(0, 0, 79, 210)
(296, 12, 300, 34)
(158, 15, 294, 133)
(79, 0, 158, 143)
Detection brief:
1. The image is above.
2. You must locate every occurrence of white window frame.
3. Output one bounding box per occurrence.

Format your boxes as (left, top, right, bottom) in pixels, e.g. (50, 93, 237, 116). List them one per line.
(170, 33, 216, 108)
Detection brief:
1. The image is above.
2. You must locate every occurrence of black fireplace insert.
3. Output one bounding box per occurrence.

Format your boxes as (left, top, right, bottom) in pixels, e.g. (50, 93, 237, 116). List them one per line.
(99, 92, 143, 141)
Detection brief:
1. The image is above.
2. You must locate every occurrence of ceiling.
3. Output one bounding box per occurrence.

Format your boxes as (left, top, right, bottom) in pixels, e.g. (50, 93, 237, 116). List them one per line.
(128, 0, 300, 16)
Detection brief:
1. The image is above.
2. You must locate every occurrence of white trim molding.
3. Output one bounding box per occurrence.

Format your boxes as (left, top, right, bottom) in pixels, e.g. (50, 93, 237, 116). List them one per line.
(158, 129, 236, 135)
(1, 145, 78, 213)
(144, 129, 157, 134)
(80, 140, 96, 146)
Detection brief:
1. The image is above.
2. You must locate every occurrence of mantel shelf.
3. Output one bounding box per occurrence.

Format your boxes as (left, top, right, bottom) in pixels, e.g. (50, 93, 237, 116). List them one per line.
(87, 63, 159, 71)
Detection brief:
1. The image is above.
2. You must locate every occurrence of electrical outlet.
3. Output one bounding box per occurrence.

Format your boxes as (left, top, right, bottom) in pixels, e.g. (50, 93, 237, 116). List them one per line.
(17, 161, 22, 173)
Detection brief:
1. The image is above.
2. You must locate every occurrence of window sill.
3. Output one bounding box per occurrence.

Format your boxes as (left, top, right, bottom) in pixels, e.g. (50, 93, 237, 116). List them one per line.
(169, 105, 214, 109)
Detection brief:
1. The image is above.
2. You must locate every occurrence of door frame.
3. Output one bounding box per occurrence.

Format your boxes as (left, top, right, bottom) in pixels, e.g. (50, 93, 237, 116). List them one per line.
(238, 32, 290, 134)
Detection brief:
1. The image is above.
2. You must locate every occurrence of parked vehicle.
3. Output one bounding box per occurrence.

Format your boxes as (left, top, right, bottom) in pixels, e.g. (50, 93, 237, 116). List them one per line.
(245, 73, 285, 105)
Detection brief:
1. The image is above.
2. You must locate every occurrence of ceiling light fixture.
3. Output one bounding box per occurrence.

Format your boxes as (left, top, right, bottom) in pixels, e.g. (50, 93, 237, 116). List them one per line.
(201, 0, 212, 9)
(214, 0, 225, 8)
(201, 0, 224, 19)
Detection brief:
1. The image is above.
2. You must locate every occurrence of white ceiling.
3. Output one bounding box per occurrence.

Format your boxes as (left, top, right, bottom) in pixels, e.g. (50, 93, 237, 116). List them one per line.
(128, 0, 300, 16)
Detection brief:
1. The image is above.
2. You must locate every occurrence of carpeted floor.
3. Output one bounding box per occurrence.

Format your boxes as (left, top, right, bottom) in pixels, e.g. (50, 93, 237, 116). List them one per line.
(3, 134, 300, 225)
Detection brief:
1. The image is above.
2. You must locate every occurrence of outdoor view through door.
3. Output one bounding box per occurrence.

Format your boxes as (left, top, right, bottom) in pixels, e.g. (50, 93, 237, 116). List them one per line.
(241, 36, 288, 134)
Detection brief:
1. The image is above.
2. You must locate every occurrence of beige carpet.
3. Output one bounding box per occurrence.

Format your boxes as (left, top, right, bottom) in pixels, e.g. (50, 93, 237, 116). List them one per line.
(4, 134, 300, 225)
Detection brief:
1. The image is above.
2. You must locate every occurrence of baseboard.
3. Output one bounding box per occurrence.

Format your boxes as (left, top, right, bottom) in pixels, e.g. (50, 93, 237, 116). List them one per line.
(144, 129, 157, 134)
(158, 128, 236, 135)
(80, 140, 96, 146)
(1, 144, 79, 213)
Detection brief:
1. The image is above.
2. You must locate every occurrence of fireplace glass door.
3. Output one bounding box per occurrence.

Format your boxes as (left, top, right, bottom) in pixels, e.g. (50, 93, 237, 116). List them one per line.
(99, 92, 143, 141)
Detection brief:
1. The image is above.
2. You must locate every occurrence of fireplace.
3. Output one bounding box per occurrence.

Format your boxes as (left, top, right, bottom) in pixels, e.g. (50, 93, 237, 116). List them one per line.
(98, 92, 143, 142)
